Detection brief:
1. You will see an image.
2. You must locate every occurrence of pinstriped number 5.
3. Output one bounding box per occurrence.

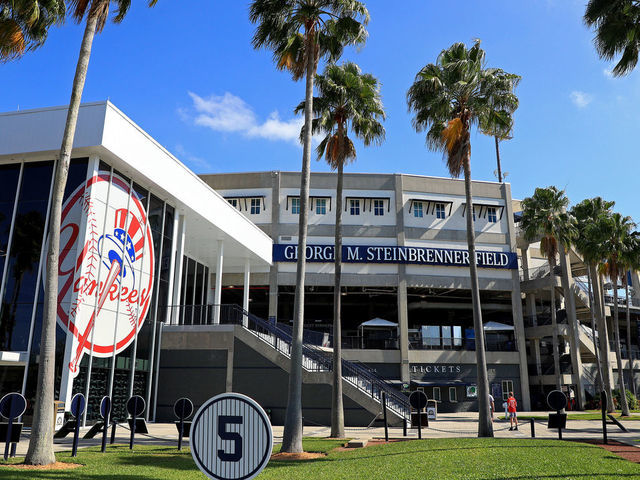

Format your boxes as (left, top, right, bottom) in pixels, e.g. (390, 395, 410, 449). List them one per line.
(217, 416, 243, 462)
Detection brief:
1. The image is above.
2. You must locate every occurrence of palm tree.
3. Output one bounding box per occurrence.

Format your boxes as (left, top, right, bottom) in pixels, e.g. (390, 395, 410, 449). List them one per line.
(571, 197, 615, 411)
(599, 212, 636, 416)
(406, 40, 518, 437)
(295, 61, 385, 438)
(520, 187, 576, 392)
(249, 0, 369, 453)
(26, 0, 157, 466)
(0, 0, 65, 61)
(584, 0, 640, 77)
(479, 77, 520, 183)
(618, 232, 640, 401)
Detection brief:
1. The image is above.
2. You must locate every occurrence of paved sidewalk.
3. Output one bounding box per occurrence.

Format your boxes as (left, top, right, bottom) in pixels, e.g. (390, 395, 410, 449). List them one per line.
(6, 411, 640, 457)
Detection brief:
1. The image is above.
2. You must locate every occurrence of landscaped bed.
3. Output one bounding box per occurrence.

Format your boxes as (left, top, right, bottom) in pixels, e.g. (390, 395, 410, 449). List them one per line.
(1, 437, 639, 479)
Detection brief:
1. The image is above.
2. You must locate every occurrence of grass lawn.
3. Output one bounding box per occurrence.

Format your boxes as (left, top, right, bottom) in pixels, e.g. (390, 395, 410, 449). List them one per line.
(1, 438, 639, 479)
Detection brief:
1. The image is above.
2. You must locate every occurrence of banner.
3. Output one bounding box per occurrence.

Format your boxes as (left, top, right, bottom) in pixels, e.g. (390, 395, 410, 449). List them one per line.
(273, 244, 517, 269)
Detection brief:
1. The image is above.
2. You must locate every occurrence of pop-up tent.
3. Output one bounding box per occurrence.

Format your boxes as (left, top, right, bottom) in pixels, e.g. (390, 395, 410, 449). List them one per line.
(483, 321, 515, 331)
(358, 318, 398, 349)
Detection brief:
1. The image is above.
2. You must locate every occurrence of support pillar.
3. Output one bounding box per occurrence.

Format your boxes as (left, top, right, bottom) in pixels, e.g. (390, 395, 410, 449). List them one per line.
(243, 258, 250, 327)
(213, 240, 224, 324)
(170, 214, 186, 325)
(532, 338, 542, 378)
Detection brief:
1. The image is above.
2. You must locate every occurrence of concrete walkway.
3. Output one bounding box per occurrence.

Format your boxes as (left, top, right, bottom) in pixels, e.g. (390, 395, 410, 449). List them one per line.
(6, 411, 640, 458)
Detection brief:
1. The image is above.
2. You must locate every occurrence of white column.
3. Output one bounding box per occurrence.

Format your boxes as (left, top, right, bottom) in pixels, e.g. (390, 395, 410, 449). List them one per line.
(170, 214, 186, 325)
(243, 258, 251, 327)
(213, 240, 224, 324)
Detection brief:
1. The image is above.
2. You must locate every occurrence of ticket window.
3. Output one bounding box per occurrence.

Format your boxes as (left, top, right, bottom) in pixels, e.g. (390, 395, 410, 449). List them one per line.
(449, 387, 458, 403)
(432, 387, 441, 402)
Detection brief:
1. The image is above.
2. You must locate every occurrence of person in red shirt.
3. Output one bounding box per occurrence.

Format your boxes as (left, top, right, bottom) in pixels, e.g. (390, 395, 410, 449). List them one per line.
(507, 392, 518, 431)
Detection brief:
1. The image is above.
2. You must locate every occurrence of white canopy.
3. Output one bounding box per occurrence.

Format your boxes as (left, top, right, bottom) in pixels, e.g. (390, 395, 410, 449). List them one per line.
(359, 318, 398, 328)
(483, 321, 514, 332)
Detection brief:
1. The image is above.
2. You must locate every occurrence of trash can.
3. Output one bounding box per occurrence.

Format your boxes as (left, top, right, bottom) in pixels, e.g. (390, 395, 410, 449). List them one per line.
(427, 399, 437, 420)
(53, 401, 65, 431)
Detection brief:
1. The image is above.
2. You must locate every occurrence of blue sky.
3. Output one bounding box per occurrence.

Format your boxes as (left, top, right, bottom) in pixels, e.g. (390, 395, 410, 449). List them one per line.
(2, 1, 639, 221)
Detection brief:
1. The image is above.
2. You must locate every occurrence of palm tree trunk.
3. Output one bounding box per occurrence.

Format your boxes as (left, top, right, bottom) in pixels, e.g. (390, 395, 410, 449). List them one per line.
(462, 157, 492, 437)
(549, 257, 562, 390)
(624, 280, 637, 398)
(494, 136, 502, 183)
(331, 161, 345, 439)
(25, 12, 98, 466)
(281, 26, 316, 454)
(587, 266, 604, 393)
(597, 271, 615, 413)
(612, 274, 630, 415)
(625, 279, 637, 399)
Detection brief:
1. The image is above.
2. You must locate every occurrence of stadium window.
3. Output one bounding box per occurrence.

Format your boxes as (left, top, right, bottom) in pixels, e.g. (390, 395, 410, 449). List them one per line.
(433, 387, 441, 402)
(449, 387, 457, 403)
(501, 380, 513, 401)
(435, 202, 446, 219)
(316, 198, 327, 215)
(374, 199, 384, 216)
(350, 199, 360, 216)
(250, 198, 261, 215)
(228, 199, 238, 209)
(487, 206, 498, 223)
(291, 197, 300, 215)
(413, 202, 423, 218)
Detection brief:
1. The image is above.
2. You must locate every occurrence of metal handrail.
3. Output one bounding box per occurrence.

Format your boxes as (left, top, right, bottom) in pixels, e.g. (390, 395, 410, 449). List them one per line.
(215, 304, 411, 419)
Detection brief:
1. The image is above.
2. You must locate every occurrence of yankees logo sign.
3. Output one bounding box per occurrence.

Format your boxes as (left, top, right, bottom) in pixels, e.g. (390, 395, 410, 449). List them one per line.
(55, 172, 154, 377)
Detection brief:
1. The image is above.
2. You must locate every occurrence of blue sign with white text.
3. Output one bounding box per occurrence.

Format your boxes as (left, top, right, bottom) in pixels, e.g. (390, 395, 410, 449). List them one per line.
(273, 244, 518, 269)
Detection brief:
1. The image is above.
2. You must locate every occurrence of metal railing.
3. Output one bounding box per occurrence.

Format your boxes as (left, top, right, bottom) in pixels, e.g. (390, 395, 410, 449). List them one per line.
(210, 304, 411, 419)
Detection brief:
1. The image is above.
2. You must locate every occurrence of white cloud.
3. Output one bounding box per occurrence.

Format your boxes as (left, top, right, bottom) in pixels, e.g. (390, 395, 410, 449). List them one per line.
(185, 92, 303, 145)
(603, 68, 614, 78)
(570, 91, 593, 108)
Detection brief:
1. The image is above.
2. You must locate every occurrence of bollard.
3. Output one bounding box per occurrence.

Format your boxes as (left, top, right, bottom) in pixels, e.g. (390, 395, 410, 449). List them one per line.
(110, 419, 117, 444)
(530, 418, 535, 438)
(601, 390, 608, 445)
(403, 417, 407, 437)
(382, 392, 389, 442)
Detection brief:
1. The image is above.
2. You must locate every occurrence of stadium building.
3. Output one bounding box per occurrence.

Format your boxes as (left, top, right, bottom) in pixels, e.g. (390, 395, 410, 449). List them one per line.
(0, 102, 638, 426)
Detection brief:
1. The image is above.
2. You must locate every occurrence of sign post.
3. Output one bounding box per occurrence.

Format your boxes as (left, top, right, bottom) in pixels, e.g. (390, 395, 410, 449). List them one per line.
(601, 390, 608, 445)
(70, 393, 86, 457)
(0, 393, 26, 460)
(547, 390, 567, 440)
(190, 393, 272, 480)
(127, 395, 146, 450)
(100, 396, 111, 453)
(409, 391, 428, 440)
(174, 397, 194, 451)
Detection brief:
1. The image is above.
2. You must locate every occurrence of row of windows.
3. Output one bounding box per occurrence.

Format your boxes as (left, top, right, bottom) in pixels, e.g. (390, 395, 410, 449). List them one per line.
(413, 202, 498, 223)
(418, 380, 515, 404)
(228, 196, 499, 223)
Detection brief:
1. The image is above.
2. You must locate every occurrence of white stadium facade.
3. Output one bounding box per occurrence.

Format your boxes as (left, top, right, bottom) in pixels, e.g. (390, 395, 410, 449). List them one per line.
(0, 102, 638, 426)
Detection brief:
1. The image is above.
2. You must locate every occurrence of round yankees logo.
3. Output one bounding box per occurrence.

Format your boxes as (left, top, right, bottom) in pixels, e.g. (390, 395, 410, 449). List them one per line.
(55, 173, 154, 376)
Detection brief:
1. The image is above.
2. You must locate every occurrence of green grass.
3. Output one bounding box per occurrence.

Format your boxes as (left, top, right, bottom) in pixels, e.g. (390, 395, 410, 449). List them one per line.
(1, 438, 639, 479)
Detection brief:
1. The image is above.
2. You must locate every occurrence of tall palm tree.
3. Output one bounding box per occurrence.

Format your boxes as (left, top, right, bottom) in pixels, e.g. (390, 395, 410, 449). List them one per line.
(0, 0, 65, 61)
(249, 0, 369, 453)
(584, 0, 640, 77)
(295, 61, 385, 438)
(619, 232, 640, 400)
(571, 197, 615, 411)
(479, 76, 520, 183)
(599, 212, 636, 416)
(520, 187, 576, 392)
(26, 0, 158, 466)
(407, 40, 518, 437)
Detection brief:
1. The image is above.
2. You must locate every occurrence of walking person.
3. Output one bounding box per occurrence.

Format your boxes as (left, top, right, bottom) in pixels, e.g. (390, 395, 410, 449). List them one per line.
(489, 393, 495, 422)
(507, 391, 518, 431)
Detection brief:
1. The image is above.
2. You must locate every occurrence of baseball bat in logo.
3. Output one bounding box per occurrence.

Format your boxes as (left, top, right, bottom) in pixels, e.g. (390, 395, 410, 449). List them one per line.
(53, 173, 155, 377)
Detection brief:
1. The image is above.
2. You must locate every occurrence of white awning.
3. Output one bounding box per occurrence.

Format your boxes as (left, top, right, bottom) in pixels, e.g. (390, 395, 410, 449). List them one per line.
(359, 318, 398, 328)
(483, 321, 514, 331)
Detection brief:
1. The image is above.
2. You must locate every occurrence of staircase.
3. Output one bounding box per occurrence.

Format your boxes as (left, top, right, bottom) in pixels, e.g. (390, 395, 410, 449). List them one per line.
(219, 304, 411, 422)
